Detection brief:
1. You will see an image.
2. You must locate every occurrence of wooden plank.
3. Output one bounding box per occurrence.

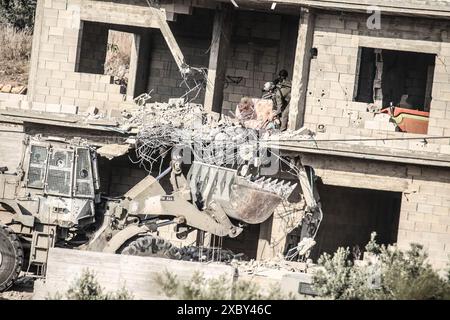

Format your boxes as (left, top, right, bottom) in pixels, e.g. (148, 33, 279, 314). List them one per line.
(204, 5, 234, 113)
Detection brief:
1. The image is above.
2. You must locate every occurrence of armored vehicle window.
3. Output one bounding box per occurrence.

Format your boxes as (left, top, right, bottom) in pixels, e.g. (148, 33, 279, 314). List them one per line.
(27, 145, 48, 189)
(74, 148, 94, 198)
(46, 150, 74, 196)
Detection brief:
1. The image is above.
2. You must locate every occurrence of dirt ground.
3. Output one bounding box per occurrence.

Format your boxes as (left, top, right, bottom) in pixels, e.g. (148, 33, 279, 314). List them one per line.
(0, 276, 35, 300)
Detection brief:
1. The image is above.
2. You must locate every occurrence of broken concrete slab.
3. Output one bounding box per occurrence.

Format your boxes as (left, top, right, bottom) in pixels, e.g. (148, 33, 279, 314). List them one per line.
(33, 248, 236, 300)
(280, 272, 317, 297)
(97, 143, 130, 160)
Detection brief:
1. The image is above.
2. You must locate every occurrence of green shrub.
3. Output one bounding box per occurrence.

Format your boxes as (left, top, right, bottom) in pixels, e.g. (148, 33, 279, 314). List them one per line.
(155, 270, 295, 300)
(50, 269, 133, 300)
(0, 0, 37, 29)
(313, 232, 450, 300)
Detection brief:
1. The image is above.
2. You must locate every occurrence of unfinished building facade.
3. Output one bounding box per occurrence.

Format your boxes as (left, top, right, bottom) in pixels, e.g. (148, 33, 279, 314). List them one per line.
(0, 0, 450, 271)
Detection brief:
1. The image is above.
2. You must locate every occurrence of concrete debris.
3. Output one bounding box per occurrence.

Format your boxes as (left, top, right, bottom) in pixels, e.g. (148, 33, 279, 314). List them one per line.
(231, 255, 309, 277)
(87, 106, 99, 116)
(114, 97, 316, 177)
(293, 238, 317, 257)
(0, 84, 27, 95)
(96, 143, 130, 160)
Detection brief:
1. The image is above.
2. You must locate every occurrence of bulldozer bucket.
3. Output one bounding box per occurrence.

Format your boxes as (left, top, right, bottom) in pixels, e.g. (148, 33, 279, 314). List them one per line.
(223, 183, 282, 224)
(188, 162, 296, 225)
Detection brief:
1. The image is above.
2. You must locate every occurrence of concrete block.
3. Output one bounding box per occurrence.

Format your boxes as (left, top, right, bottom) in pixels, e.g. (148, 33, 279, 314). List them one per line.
(74, 99, 90, 109)
(20, 100, 31, 110)
(4, 99, 21, 109)
(33, 248, 235, 300)
(61, 80, 76, 89)
(65, 89, 79, 98)
(79, 90, 94, 100)
(45, 103, 62, 113)
(94, 92, 108, 101)
(32, 102, 46, 112)
(45, 61, 60, 71)
(433, 205, 450, 217)
(61, 104, 78, 115)
(280, 272, 317, 296)
(364, 120, 379, 130)
(108, 93, 125, 103)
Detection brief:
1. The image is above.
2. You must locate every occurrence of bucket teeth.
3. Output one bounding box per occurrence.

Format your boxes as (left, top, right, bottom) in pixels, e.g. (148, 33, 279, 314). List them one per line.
(255, 177, 265, 184)
(243, 176, 298, 200)
(262, 178, 273, 187)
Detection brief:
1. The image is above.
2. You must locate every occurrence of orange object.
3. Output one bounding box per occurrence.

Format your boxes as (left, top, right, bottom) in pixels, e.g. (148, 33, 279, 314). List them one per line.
(381, 107, 429, 134)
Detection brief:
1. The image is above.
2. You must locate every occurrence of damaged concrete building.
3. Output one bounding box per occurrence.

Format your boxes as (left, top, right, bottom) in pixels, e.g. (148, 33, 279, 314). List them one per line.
(0, 0, 450, 273)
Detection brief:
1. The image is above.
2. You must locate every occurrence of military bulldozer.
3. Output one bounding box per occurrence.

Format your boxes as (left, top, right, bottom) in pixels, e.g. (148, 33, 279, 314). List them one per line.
(0, 135, 303, 292)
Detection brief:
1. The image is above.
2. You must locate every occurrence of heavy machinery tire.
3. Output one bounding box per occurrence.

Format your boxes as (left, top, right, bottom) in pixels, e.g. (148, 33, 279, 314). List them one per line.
(0, 225, 24, 292)
(120, 235, 182, 260)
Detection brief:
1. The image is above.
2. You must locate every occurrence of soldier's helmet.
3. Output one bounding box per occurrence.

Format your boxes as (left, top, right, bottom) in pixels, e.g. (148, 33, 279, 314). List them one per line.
(279, 69, 288, 79)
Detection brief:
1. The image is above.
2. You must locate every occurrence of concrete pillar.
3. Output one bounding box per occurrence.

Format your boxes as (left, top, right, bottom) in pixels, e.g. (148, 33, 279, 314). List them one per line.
(27, 0, 45, 102)
(256, 216, 274, 260)
(204, 5, 234, 113)
(288, 9, 316, 130)
(127, 32, 152, 100)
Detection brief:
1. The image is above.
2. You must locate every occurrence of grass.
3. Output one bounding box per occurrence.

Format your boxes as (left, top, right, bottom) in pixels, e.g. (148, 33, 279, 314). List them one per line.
(0, 23, 32, 86)
(0, 26, 132, 88)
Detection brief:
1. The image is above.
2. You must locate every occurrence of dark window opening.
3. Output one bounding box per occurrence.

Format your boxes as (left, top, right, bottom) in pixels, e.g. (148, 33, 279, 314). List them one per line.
(222, 223, 261, 260)
(311, 184, 402, 261)
(354, 47, 435, 111)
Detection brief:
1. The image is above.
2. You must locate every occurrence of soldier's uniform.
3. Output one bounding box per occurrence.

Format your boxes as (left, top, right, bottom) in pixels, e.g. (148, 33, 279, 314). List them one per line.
(272, 79, 292, 131)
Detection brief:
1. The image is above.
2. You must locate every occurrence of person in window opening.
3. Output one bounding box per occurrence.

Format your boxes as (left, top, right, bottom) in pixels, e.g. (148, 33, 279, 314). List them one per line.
(262, 70, 292, 131)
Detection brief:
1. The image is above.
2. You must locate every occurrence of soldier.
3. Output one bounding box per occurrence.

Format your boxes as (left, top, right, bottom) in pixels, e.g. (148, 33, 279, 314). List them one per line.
(273, 70, 292, 131)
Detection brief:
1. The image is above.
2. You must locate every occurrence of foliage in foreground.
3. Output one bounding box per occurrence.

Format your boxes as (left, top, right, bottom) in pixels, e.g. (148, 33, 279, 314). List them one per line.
(50, 269, 133, 300)
(155, 271, 295, 300)
(313, 232, 450, 300)
(0, 0, 37, 29)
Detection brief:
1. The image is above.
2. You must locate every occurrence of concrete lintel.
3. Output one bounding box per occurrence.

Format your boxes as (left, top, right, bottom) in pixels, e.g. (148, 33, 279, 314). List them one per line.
(222, 0, 450, 19)
(274, 142, 450, 169)
(80, 0, 160, 29)
(358, 36, 441, 55)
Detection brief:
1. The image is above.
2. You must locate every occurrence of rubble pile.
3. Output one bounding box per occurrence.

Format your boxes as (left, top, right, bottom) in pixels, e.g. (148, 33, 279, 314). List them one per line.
(231, 255, 309, 276)
(117, 97, 317, 172)
(119, 100, 277, 171)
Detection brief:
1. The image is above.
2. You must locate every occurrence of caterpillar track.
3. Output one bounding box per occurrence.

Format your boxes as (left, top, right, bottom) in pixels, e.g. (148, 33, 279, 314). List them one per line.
(120, 234, 244, 263)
